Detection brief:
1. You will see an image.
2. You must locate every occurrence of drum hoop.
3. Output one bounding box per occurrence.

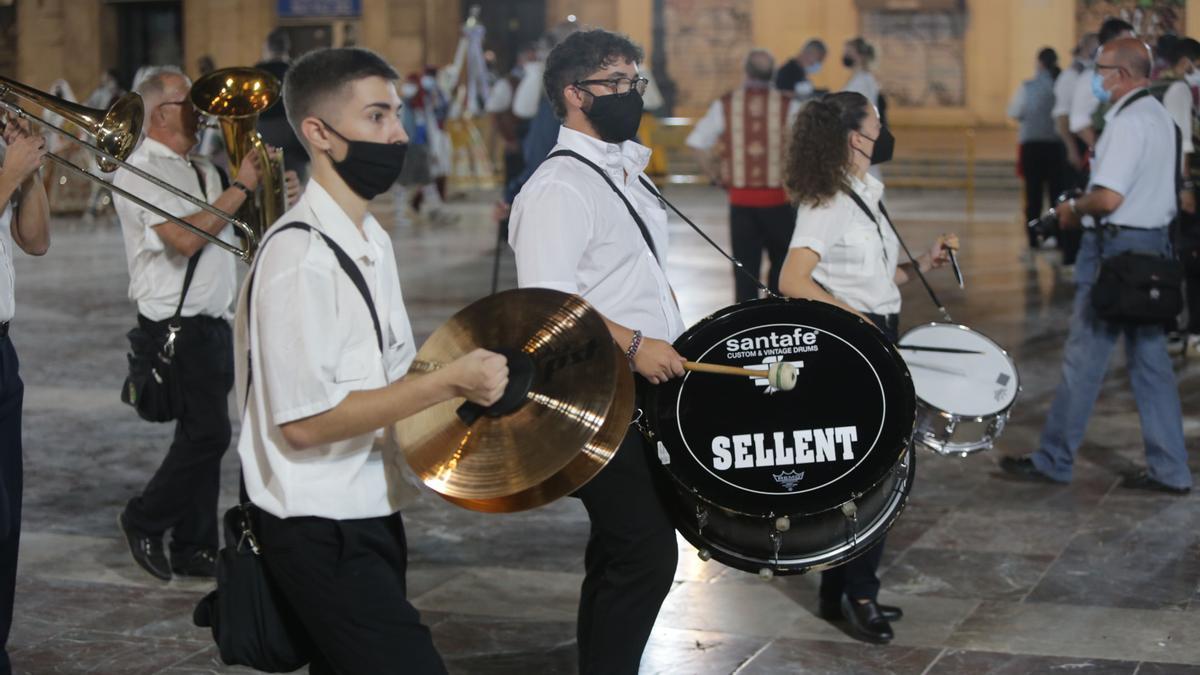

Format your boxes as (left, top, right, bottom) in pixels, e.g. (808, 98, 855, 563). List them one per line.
(900, 321, 1021, 412)
(674, 321, 891, 498)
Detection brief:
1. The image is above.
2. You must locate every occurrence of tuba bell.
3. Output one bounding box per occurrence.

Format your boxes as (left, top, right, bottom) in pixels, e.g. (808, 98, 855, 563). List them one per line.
(191, 67, 286, 256)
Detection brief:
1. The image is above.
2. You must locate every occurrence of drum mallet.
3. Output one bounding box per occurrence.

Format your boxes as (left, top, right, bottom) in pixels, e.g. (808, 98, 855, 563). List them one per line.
(683, 361, 799, 391)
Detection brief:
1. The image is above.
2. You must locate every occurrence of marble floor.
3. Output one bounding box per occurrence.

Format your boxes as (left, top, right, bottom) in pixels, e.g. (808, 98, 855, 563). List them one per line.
(6, 183, 1200, 674)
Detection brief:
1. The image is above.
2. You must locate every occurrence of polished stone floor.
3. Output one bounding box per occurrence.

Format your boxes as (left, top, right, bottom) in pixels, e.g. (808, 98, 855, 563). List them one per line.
(6, 183, 1200, 674)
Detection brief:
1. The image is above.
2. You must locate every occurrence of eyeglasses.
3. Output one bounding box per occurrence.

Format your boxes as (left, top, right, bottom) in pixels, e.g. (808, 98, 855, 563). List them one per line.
(573, 76, 649, 97)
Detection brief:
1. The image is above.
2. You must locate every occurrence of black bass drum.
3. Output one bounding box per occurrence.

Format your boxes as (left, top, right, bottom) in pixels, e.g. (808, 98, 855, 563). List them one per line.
(644, 298, 916, 576)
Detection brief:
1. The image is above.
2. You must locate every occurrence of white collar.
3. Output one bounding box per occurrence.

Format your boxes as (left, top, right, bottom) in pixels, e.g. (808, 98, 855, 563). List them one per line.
(1104, 87, 1148, 123)
(299, 178, 380, 264)
(138, 136, 191, 162)
(847, 171, 885, 202)
(556, 125, 652, 180)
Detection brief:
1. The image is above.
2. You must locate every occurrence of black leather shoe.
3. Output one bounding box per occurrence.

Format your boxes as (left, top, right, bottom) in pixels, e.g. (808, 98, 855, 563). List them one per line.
(171, 548, 217, 578)
(117, 510, 171, 581)
(1120, 470, 1191, 495)
(820, 599, 903, 622)
(999, 454, 1065, 484)
(841, 596, 893, 644)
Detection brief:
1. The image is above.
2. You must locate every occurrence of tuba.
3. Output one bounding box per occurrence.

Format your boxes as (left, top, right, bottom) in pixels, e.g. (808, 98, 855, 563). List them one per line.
(191, 67, 286, 256)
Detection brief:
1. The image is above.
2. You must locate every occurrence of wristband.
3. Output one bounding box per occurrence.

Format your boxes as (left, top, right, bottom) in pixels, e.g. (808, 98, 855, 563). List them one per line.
(625, 330, 643, 362)
(232, 180, 254, 198)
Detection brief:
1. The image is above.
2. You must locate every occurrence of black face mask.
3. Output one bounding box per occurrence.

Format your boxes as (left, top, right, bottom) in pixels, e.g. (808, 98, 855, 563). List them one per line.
(320, 119, 408, 200)
(855, 126, 895, 165)
(842, 55, 855, 68)
(582, 90, 644, 143)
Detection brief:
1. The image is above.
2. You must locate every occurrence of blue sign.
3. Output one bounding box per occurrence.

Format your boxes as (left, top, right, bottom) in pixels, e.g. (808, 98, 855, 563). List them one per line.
(277, 0, 361, 17)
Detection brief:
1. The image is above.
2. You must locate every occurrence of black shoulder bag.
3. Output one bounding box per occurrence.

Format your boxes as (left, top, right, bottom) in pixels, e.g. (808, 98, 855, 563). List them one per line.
(1089, 89, 1185, 325)
(193, 222, 382, 672)
(120, 250, 201, 422)
(120, 163, 215, 422)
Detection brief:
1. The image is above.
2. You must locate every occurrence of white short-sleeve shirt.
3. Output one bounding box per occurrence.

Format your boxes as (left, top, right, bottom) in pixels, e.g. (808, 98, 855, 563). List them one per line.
(1052, 64, 1082, 120)
(1069, 66, 1100, 133)
(509, 126, 686, 342)
(1087, 88, 1178, 229)
(0, 201, 14, 323)
(1161, 79, 1194, 155)
(112, 137, 236, 321)
(788, 173, 901, 315)
(235, 178, 418, 520)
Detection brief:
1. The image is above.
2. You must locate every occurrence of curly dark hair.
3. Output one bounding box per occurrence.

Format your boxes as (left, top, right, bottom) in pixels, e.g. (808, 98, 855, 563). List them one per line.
(544, 29, 644, 120)
(785, 91, 872, 208)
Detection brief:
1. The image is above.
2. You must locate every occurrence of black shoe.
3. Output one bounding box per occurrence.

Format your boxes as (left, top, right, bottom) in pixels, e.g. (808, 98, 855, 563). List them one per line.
(820, 599, 902, 622)
(841, 596, 893, 644)
(117, 510, 171, 581)
(999, 454, 1065, 484)
(171, 548, 218, 577)
(1120, 470, 1191, 495)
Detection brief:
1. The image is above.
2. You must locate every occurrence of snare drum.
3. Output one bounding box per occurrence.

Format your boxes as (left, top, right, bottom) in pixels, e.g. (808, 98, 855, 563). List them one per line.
(644, 298, 916, 576)
(897, 323, 1020, 457)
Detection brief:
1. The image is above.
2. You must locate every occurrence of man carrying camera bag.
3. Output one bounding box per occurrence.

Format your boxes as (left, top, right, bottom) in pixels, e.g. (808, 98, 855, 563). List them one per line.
(1001, 38, 1192, 495)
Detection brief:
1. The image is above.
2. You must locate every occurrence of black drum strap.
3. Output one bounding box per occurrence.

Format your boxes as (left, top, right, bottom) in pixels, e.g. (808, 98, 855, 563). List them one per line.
(845, 189, 951, 321)
(634, 176, 779, 299)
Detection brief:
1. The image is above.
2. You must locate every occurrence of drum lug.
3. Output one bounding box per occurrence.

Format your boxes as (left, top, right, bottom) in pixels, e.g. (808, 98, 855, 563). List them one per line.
(774, 515, 791, 532)
(697, 548, 712, 562)
(944, 418, 957, 436)
(758, 567, 775, 581)
(695, 504, 709, 531)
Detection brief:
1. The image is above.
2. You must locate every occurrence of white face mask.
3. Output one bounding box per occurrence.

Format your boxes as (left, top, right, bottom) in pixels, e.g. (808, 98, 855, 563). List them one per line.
(1186, 70, 1200, 87)
(420, 75, 436, 89)
(400, 82, 418, 98)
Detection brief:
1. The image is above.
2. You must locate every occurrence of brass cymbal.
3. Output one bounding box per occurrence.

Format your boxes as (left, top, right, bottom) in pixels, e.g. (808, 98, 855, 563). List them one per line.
(438, 340, 634, 513)
(396, 288, 628, 509)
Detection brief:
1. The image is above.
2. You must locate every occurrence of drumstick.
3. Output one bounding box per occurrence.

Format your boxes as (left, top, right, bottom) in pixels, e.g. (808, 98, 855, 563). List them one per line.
(947, 247, 964, 289)
(683, 361, 799, 391)
(897, 345, 984, 355)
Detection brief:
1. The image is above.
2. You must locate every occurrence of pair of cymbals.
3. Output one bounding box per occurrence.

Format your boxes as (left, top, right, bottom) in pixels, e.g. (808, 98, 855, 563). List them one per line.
(394, 288, 633, 513)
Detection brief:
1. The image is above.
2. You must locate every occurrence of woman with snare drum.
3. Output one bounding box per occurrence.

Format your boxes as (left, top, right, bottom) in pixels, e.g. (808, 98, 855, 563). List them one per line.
(777, 91, 958, 643)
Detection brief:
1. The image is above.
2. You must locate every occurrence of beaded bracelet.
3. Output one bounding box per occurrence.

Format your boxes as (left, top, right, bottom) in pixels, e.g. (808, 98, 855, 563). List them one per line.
(625, 329, 643, 362)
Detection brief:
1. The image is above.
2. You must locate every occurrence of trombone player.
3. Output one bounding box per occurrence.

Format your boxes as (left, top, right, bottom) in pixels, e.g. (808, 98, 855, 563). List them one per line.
(0, 115, 49, 674)
(113, 66, 266, 581)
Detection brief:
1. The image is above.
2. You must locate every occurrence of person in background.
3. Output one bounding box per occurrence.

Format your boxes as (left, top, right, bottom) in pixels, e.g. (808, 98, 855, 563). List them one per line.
(687, 48, 795, 302)
(1155, 37, 1200, 353)
(1053, 33, 1099, 251)
(255, 28, 310, 177)
(775, 38, 827, 102)
(485, 43, 537, 191)
(1009, 47, 1067, 249)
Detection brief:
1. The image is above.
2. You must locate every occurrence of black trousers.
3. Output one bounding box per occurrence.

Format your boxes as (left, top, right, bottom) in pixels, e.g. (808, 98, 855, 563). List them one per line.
(257, 510, 446, 675)
(124, 315, 232, 560)
(1020, 141, 1067, 248)
(0, 337, 22, 675)
(730, 204, 796, 303)
(574, 424, 678, 675)
(819, 312, 897, 604)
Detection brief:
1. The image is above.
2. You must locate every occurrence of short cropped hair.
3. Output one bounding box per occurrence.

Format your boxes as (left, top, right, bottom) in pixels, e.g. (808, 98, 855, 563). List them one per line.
(283, 47, 399, 145)
(266, 27, 291, 57)
(1099, 18, 1134, 45)
(543, 29, 644, 120)
(133, 65, 186, 100)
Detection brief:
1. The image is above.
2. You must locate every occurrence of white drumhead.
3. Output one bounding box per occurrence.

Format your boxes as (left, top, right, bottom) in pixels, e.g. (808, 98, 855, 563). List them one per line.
(898, 324, 1018, 417)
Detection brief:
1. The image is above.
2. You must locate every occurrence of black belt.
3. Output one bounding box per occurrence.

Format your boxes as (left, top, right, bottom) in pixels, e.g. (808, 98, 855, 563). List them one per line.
(0, 321, 8, 338)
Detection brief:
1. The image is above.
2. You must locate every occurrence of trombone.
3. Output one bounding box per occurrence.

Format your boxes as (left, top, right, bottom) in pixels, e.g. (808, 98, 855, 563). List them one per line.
(0, 75, 258, 263)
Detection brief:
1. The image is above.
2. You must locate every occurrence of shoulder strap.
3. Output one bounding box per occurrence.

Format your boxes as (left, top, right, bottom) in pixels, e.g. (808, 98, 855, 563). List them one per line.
(547, 149, 659, 261)
(248, 222, 383, 353)
(842, 189, 888, 257)
(1114, 88, 1152, 117)
(169, 251, 202, 326)
(243, 221, 384, 404)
